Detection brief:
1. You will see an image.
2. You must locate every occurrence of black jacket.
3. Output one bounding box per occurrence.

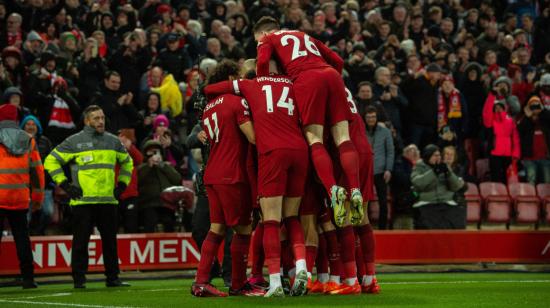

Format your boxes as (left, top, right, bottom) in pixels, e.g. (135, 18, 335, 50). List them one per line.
(517, 109, 550, 159)
(90, 85, 141, 134)
(401, 74, 438, 127)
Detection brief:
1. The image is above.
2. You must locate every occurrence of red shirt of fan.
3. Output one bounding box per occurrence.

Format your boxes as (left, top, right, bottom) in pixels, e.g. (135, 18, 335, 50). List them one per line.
(204, 76, 307, 154)
(256, 30, 344, 78)
(201, 94, 251, 185)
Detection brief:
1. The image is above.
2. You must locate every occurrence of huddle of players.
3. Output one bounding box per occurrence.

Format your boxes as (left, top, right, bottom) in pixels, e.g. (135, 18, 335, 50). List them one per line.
(191, 16, 380, 298)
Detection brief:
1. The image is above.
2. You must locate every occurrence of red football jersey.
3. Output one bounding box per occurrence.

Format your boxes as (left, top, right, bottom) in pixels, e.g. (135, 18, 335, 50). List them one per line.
(201, 93, 251, 185)
(204, 76, 308, 154)
(345, 88, 373, 155)
(256, 30, 344, 79)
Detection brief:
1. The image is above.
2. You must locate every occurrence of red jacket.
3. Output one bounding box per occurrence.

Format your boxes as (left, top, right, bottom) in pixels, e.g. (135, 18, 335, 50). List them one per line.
(117, 145, 143, 200)
(483, 93, 521, 159)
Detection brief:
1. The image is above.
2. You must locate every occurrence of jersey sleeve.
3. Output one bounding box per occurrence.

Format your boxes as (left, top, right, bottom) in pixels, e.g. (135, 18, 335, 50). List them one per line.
(256, 37, 273, 77)
(235, 98, 251, 125)
(235, 79, 257, 98)
(204, 81, 233, 99)
(313, 37, 344, 73)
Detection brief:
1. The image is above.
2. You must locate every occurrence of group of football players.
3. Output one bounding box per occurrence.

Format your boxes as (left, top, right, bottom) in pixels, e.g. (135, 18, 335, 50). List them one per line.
(191, 16, 379, 298)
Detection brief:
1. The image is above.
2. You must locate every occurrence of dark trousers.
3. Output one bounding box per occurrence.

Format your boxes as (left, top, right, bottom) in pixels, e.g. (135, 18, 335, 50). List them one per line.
(413, 203, 466, 229)
(409, 124, 436, 150)
(120, 198, 138, 233)
(489, 155, 512, 184)
(142, 207, 175, 233)
(0, 209, 34, 281)
(374, 173, 388, 229)
(191, 194, 232, 282)
(71, 204, 119, 283)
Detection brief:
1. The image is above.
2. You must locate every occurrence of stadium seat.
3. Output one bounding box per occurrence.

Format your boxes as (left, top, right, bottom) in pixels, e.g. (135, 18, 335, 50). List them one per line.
(536, 184, 550, 223)
(479, 182, 511, 224)
(476, 159, 490, 182)
(508, 183, 540, 224)
(465, 183, 482, 224)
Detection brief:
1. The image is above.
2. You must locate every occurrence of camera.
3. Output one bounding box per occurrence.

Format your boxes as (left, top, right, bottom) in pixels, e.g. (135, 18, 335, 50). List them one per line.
(530, 104, 542, 111)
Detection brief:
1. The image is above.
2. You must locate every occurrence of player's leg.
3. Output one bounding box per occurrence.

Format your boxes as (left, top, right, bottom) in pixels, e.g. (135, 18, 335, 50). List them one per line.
(192, 186, 228, 297)
(294, 73, 347, 224)
(249, 214, 267, 288)
(283, 196, 308, 296)
(320, 219, 343, 293)
(333, 203, 360, 294)
(300, 214, 318, 278)
(309, 226, 329, 293)
(326, 69, 363, 221)
(356, 210, 380, 294)
(260, 196, 284, 297)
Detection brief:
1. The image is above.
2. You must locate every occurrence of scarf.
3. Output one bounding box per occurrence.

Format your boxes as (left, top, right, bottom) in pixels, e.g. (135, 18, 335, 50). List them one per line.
(437, 88, 462, 129)
(7, 31, 22, 46)
(48, 95, 75, 129)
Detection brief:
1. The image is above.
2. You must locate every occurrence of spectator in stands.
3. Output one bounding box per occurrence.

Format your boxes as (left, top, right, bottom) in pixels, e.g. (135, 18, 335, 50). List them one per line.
(391, 144, 420, 229)
(345, 43, 375, 92)
(75, 37, 106, 104)
(401, 62, 441, 149)
(532, 73, 550, 107)
(35, 77, 80, 146)
(117, 133, 143, 234)
(459, 62, 486, 140)
(437, 75, 468, 144)
(365, 106, 394, 230)
(411, 144, 465, 229)
(372, 66, 408, 136)
(483, 92, 521, 184)
(442, 145, 467, 229)
(90, 70, 141, 134)
(142, 114, 184, 171)
(490, 76, 521, 116)
(518, 96, 550, 184)
(155, 32, 192, 82)
(137, 140, 182, 233)
(20, 115, 54, 235)
(354, 81, 387, 121)
(2, 86, 30, 121)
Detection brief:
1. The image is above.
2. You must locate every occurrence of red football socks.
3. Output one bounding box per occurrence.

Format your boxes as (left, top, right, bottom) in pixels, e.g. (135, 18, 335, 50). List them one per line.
(338, 140, 360, 190)
(316, 234, 329, 275)
(195, 231, 223, 284)
(230, 234, 251, 290)
(263, 220, 281, 276)
(337, 226, 357, 280)
(281, 239, 294, 274)
(324, 230, 342, 277)
(355, 232, 366, 278)
(284, 216, 307, 262)
(251, 223, 265, 279)
(305, 245, 317, 273)
(310, 142, 337, 194)
(357, 224, 376, 275)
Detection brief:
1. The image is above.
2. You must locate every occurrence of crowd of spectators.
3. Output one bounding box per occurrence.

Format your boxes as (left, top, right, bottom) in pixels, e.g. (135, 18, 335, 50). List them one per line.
(1, 0, 549, 232)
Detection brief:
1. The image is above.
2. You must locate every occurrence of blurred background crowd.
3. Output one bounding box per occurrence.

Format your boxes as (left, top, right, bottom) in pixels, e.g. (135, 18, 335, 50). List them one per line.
(0, 0, 549, 233)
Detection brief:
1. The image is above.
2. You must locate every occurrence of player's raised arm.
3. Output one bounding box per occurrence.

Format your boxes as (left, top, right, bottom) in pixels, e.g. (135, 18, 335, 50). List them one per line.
(204, 81, 233, 99)
(256, 40, 273, 77)
(313, 36, 344, 73)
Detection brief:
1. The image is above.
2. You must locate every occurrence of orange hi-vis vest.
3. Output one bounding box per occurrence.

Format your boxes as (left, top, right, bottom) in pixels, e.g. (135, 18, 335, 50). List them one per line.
(0, 122, 45, 210)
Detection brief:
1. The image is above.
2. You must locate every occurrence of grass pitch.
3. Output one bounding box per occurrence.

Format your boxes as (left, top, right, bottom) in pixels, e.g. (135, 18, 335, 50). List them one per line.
(0, 272, 549, 307)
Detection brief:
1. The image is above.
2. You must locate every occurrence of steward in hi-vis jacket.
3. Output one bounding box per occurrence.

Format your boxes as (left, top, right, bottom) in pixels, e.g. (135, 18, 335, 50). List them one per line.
(44, 105, 133, 289)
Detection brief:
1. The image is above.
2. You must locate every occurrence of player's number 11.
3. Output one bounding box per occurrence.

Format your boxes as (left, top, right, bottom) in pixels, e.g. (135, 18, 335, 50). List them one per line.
(204, 112, 220, 142)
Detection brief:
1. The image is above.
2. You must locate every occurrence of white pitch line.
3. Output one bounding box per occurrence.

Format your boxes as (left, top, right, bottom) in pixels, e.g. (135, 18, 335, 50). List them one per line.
(11, 292, 72, 300)
(0, 299, 141, 308)
(382, 280, 550, 285)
